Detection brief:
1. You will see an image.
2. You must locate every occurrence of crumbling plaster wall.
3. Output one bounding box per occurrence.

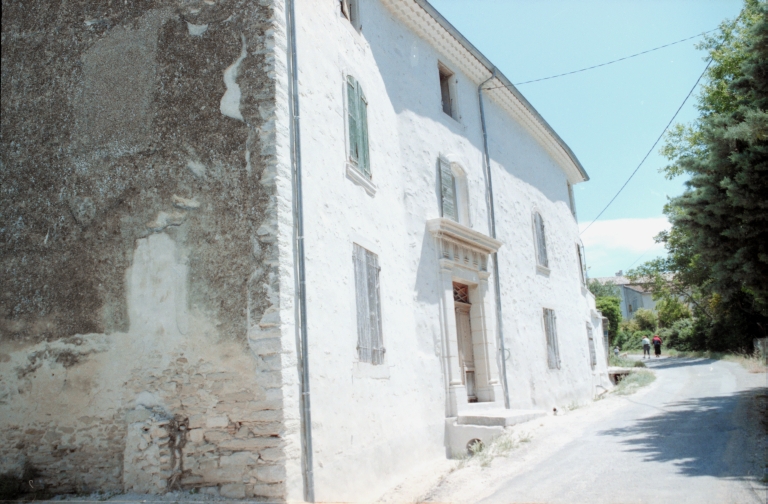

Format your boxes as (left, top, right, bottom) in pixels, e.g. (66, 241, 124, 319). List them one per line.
(1, 0, 299, 499)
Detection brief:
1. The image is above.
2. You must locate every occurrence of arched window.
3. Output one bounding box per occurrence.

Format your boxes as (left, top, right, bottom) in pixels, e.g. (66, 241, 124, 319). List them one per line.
(438, 156, 469, 225)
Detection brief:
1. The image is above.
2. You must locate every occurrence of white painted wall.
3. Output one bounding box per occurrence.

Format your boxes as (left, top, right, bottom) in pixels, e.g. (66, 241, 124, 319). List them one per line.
(292, 0, 607, 501)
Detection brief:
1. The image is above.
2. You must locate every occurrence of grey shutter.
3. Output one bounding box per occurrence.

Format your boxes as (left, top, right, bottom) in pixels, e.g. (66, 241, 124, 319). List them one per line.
(354, 244, 383, 365)
(358, 85, 371, 178)
(347, 76, 360, 167)
(579, 243, 587, 284)
(544, 309, 560, 369)
(439, 157, 457, 220)
(535, 212, 548, 267)
(366, 250, 383, 364)
(340, 0, 350, 19)
(587, 324, 597, 369)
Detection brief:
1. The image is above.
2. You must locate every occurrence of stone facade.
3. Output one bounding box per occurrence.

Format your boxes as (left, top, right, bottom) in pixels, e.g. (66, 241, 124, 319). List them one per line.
(1, 0, 299, 499)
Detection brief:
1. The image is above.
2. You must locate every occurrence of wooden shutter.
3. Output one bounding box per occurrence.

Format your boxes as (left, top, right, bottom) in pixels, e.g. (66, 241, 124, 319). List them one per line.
(347, 75, 359, 167)
(534, 212, 548, 267)
(354, 244, 383, 365)
(347, 75, 370, 179)
(587, 324, 597, 369)
(577, 244, 586, 285)
(544, 308, 560, 369)
(340, 0, 350, 19)
(358, 87, 370, 178)
(439, 157, 457, 220)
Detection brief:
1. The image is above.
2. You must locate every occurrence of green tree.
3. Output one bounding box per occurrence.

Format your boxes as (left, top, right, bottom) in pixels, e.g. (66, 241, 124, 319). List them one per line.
(656, 297, 691, 328)
(595, 296, 622, 339)
(588, 279, 620, 298)
(633, 308, 658, 332)
(632, 0, 768, 350)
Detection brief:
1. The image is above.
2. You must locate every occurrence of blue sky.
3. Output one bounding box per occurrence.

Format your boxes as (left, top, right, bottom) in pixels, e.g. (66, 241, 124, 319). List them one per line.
(428, 0, 743, 277)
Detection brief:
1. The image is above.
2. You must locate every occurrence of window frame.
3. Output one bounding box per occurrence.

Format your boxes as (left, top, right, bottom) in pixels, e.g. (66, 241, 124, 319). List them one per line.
(437, 62, 460, 121)
(343, 73, 375, 195)
(543, 308, 561, 370)
(438, 156, 470, 226)
(587, 323, 597, 369)
(340, 0, 362, 31)
(353, 243, 384, 365)
(532, 211, 549, 271)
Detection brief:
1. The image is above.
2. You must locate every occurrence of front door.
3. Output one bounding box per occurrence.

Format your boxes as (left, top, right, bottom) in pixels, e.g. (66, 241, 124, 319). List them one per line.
(453, 283, 476, 402)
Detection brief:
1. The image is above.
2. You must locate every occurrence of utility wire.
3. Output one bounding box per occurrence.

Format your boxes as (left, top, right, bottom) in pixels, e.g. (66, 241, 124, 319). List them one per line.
(579, 55, 714, 236)
(486, 28, 716, 89)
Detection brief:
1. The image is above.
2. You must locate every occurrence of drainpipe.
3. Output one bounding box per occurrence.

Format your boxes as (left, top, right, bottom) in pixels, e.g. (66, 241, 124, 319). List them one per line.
(286, 0, 314, 501)
(478, 69, 511, 410)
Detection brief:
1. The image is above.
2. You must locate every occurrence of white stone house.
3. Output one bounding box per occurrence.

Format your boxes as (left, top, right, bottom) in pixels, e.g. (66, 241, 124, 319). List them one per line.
(0, 0, 609, 502)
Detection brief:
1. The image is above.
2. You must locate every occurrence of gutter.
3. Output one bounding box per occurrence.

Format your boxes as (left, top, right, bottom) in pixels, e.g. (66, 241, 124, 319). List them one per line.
(286, 0, 315, 501)
(479, 69, 511, 410)
(414, 0, 589, 182)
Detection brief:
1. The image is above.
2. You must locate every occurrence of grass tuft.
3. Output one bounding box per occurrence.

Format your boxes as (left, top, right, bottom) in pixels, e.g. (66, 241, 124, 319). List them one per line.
(613, 369, 656, 395)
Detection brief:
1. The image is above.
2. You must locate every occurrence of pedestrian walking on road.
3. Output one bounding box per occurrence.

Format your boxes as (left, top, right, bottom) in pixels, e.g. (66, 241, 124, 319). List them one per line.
(642, 336, 651, 359)
(652, 334, 662, 358)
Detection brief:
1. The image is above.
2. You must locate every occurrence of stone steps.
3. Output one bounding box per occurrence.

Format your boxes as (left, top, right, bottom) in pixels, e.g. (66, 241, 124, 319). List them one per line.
(457, 409, 546, 427)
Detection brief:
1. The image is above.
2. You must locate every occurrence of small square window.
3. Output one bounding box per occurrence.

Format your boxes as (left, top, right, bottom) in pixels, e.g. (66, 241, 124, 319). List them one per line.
(340, 0, 361, 30)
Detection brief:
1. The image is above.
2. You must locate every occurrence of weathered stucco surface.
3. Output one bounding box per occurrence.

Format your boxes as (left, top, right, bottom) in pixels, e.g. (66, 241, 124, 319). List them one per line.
(1, 0, 299, 499)
(2, 0, 607, 501)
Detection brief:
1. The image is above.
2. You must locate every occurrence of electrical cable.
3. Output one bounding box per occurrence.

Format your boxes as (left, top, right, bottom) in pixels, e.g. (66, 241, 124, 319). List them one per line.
(486, 28, 716, 89)
(579, 55, 714, 236)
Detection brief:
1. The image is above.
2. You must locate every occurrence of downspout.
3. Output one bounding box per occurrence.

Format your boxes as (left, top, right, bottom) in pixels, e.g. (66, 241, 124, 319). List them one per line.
(286, 0, 314, 501)
(478, 69, 510, 410)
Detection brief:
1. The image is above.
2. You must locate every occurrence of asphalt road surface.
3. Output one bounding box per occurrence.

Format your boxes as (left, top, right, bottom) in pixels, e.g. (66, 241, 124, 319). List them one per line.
(428, 357, 767, 504)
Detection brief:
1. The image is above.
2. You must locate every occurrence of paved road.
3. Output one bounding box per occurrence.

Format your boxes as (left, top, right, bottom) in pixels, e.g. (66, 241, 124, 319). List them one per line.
(430, 357, 767, 504)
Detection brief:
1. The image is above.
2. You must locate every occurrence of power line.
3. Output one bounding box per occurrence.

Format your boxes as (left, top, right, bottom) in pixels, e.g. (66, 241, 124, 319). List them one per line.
(486, 28, 716, 89)
(579, 55, 714, 237)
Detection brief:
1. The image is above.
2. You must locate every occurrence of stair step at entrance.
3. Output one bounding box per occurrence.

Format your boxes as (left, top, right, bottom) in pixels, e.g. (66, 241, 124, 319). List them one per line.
(457, 409, 545, 427)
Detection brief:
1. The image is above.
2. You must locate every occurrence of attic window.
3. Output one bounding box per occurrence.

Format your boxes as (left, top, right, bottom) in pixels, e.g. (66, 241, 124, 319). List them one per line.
(438, 63, 456, 118)
(340, 0, 361, 30)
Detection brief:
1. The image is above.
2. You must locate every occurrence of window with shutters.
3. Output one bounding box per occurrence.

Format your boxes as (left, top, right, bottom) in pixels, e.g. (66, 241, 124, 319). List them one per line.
(567, 182, 577, 219)
(438, 157, 469, 225)
(533, 212, 549, 269)
(543, 308, 560, 370)
(577, 243, 587, 286)
(346, 75, 371, 180)
(353, 244, 384, 365)
(340, 0, 361, 31)
(587, 324, 597, 369)
(438, 63, 457, 119)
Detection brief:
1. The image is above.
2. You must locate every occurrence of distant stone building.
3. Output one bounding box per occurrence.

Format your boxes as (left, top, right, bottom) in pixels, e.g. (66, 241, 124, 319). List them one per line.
(1, 0, 609, 501)
(593, 276, 658, 320)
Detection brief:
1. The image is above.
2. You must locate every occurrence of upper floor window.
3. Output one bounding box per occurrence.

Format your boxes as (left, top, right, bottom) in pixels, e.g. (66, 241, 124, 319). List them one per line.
(438, 63, 457, 119)
(567, 182, 577, 218)
(533, 211, 548, 269)
(346, 75, 370, 179)
(438, 157, 469, 225)
(353, 244, 384, 365)
(577, 243, 587, 286)
(340, 0, 361, 30)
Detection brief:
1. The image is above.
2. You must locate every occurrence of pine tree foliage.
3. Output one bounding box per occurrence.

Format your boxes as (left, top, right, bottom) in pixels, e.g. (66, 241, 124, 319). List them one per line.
(631, 0, 768, 350)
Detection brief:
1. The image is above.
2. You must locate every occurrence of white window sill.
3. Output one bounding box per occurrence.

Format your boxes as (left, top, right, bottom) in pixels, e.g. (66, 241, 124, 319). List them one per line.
(346, 163, 376, 196)
(536, 264, 551, 276)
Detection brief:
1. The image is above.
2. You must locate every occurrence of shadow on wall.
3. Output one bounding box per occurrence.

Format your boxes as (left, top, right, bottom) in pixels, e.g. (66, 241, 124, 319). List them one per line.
(361, 1, 569, 208)
(598, 387, 767, 479)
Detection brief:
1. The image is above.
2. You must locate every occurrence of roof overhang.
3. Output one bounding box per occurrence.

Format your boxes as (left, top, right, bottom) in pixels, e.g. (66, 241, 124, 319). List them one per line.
(381, 0, 589, 184)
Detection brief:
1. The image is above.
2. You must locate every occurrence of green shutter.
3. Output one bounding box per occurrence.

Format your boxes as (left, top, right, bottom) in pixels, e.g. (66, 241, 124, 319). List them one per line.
(347, 75, 359, 166)
(358, 84, 370, 178)
(439, 157, 457, 220)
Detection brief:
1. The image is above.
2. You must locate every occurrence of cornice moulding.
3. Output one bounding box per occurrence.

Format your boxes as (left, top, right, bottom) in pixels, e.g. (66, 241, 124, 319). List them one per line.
(427, 218, 503, 255)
